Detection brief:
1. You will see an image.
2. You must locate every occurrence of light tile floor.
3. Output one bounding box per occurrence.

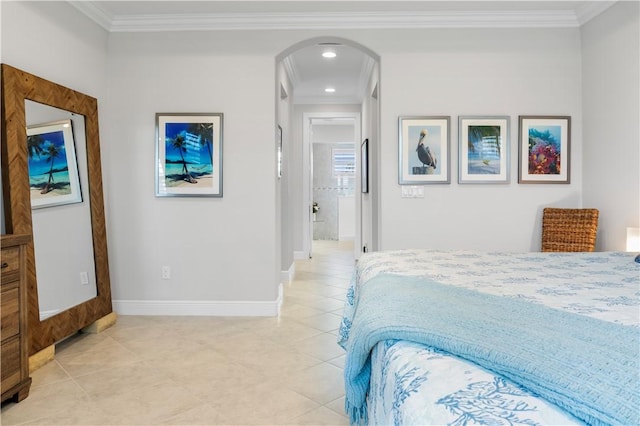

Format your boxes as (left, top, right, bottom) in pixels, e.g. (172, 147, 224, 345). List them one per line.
(1, 240, 355, 425)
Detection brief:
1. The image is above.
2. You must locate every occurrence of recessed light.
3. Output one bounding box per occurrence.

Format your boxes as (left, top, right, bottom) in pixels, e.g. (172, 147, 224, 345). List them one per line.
(322, 51, 337, 59)
(325, 87, 336, 93)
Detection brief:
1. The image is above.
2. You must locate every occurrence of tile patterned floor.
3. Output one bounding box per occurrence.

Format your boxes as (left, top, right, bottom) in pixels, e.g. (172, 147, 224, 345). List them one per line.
(1, 240, 355, 425)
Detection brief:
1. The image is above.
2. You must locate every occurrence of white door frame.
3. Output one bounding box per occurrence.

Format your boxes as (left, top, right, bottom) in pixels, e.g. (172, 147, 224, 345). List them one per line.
(302, 111, 361, 258)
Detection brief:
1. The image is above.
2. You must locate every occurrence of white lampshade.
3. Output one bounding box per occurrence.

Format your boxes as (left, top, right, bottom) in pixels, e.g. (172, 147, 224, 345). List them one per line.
(626, 227, 640, 251)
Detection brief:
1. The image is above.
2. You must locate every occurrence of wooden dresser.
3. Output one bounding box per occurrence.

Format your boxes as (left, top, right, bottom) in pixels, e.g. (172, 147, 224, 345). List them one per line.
(1, 234, 32, 403)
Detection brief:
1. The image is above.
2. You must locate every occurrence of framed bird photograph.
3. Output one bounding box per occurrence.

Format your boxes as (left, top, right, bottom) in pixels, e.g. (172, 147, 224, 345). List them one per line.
(518, 115, 570, 184)
(458, 116, 510, 184)
(398, 116, 450, 184)
(156, 113, 223, 197)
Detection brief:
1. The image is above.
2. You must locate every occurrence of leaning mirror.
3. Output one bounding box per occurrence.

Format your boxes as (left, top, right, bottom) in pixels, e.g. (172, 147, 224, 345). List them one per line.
(25, 101, 97, 321)
(1, 64, 113, 355)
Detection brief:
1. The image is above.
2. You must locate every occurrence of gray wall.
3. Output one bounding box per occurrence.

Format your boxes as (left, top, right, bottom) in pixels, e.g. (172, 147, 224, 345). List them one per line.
(2, 2, 637, 316)
(0, 1, 108, 317)
(581, 1, 640, 250)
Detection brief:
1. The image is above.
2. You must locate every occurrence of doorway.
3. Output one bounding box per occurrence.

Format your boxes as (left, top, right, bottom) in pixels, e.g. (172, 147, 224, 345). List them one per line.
(276, 36, 380, 273)
(305, 114, 360, 258)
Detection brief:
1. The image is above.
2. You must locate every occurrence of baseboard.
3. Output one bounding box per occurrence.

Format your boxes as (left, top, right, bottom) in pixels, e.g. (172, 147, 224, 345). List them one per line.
(294, 250, 307, 260)
(280, 261, 295, 284)
(113, 296, 281, 317)
(39, 309, 61, 321)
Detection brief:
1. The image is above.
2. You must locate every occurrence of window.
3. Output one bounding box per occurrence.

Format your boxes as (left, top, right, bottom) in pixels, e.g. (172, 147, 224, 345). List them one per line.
(332, 148, 356, 176)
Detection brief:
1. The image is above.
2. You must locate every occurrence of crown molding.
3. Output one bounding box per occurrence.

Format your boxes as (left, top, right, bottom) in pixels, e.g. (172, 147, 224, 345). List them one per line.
(282, 56, 299, 87)
(68, 1, 114, 30)
(574, 1, 616, 25)
(67, 2, 619, 32)
(356, 56, 375, 104)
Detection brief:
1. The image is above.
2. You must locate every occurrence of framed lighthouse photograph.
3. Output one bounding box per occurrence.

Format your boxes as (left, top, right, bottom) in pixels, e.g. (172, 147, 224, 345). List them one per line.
(399, 116, 450, 184)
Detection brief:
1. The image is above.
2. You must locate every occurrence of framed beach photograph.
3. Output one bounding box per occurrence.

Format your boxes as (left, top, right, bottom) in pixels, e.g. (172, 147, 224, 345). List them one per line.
(361, 138, 369, 193)
(518, 116, 570, 184)
(399, 116, 450, 184)
(458, 116, 510, 184)
(156, 113, 223, 197)
(26, 119, 82, 209)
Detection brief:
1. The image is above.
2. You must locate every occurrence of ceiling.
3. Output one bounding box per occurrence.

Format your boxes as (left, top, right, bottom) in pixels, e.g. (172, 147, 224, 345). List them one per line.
(69, 1, 616, 104)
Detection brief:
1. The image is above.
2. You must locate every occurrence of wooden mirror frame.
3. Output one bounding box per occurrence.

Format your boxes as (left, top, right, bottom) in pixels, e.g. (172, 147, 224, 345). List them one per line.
(1, 64, 112, 355)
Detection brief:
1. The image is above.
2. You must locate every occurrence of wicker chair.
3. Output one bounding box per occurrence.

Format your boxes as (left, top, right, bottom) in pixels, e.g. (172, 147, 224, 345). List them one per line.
(541, 208, 599, 252)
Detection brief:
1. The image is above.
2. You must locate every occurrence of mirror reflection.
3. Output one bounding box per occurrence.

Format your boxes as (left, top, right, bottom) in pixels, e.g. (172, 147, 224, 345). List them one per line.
(25, 100, 97, 320)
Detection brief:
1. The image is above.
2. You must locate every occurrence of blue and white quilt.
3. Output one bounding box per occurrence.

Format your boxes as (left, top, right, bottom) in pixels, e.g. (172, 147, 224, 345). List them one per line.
(338, 250, 640, 426)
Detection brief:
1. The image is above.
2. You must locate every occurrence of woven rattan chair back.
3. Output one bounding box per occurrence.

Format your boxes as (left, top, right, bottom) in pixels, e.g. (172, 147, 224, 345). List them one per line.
(541, 208, 599, 252)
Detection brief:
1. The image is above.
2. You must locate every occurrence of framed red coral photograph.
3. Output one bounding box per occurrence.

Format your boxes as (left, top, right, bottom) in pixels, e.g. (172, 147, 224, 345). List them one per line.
(518, 116, 571, 184)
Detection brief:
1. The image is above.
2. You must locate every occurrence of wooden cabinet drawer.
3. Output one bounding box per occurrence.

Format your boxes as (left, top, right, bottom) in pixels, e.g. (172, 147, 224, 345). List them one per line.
(1, 288, 20, 341)
(1, 337, 21, 392)
(1, 247, 20, 284)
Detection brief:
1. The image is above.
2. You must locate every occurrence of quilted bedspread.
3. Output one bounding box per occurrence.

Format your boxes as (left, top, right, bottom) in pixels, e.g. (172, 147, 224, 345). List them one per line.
(338, 250, 640, 426)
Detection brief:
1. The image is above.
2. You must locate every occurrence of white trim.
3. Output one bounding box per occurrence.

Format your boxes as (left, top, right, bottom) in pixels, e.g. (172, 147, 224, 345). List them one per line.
(68, 5, 597, 32)
(39, 309, 61, 321)
(303, 112, 361, 260)
(276, 282, 283, 316)
(68, 1, 114, 30)
(575, 1, 617, 25)
(113, 295, 282, 316)
(281, 261, 295, 284)
(294, 250, 308, 260)
(282, 56, 299, 88)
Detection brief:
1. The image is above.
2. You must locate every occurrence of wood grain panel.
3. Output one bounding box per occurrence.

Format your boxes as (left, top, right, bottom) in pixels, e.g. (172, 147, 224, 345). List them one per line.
(1, 337, 21, 391)
(1, 288, 20, 340)
(1, 64, 113, 355)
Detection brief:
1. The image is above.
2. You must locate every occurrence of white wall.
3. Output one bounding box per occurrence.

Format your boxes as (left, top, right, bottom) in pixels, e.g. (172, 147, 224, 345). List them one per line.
(360, 64, 380, 253)
(369, 28, 583, 251)
(104, 32, 281, 314)
(277, 60, 294, 282)
(581, 2, 640, 251)
(0, 2, 108, 99)
(0, 2, 109, 315)
(4, 6, 637, 317)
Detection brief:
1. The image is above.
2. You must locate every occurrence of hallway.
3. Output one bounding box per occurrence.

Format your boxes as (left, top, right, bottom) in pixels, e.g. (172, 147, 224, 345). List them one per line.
(1, 241, 355, 425)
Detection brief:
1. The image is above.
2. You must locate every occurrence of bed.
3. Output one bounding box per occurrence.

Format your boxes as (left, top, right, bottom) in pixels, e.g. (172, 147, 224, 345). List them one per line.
(338, 250, 640, 426)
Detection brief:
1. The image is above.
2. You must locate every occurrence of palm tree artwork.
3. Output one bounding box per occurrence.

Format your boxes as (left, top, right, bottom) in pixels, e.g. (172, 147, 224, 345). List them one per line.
(163, 122, 215, 187)
(40, 143, 63, 194)
(26, 129, 72, 196)
(27, 134, 45, 160)
(187, 123, 214, 165)
(466, 125, 501, 175)
(169, 133, 198, 184)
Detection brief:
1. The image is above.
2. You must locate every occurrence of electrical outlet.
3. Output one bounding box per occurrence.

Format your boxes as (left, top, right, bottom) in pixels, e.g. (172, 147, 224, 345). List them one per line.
(161, 265, 171, 279)
(79, 271, 89, 285)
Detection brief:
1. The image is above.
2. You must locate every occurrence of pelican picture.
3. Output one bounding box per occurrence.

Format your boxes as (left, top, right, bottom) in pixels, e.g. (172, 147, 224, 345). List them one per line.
(416, 129, 437, 173)
(399, 116, 450, 184)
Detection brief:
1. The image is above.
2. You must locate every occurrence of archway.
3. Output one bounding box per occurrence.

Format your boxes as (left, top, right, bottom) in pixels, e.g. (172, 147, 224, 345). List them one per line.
(275, 36, 381, 279)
